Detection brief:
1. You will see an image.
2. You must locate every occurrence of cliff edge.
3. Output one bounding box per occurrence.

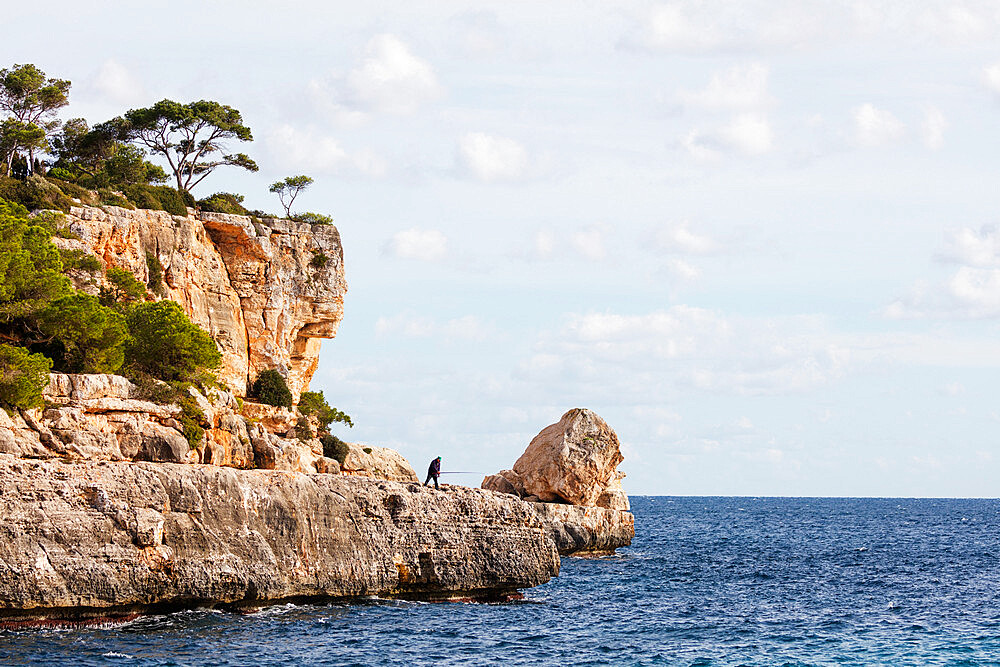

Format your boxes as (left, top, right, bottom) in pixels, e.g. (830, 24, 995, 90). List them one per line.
(0, 455, 558, 625)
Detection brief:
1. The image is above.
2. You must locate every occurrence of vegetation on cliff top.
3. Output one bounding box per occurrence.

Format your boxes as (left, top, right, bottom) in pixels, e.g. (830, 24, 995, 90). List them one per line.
(1, 63, 333, 225)
(1, 62, 350, 446)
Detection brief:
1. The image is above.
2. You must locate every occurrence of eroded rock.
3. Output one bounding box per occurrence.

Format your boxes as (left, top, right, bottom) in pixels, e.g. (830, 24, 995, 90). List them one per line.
(484, 408, 630, 511)
(482, 408, 634, 555)
(58, 205, 346, 400)
(0, 456, 559, 623)
(340, 442, 419, 483)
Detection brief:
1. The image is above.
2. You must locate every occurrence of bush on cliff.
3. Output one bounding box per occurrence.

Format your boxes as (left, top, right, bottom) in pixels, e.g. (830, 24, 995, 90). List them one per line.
(0, 343, 52, 410)
(321, 434, 349, 466)
(198, 192, 248, 216)
(0, 199, 71, 323)
(124, 300, 221, 382)
(99, 267, 146, 311)
(299, 390, 353, 429)
(250, 369, 292, 408)
(37, 293, 127, 373)
(121, 184, 192, 216)
(0, 175, 74, 212)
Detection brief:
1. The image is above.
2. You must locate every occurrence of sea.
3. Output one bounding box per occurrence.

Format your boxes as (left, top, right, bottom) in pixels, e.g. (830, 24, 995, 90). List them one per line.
(3, 496, 1000, 666)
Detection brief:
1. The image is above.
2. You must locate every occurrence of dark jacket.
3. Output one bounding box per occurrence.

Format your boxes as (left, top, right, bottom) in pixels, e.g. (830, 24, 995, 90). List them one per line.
(428, 458, 441, 477)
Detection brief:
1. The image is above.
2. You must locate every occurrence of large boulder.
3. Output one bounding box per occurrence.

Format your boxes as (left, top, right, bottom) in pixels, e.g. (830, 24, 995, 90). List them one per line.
(483, 408, 629, 511)
(340, 442, 418, 483)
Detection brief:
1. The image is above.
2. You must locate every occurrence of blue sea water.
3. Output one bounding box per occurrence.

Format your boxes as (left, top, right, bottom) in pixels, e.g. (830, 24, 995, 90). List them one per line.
(4, 496, 1000, 666)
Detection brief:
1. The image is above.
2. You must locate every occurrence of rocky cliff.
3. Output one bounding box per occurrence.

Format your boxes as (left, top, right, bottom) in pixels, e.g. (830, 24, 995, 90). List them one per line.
(0, 204, 633, 624)
(0, 455, 559, 625)
(483, 409, 635, 555)
(56, 205, 346, 400)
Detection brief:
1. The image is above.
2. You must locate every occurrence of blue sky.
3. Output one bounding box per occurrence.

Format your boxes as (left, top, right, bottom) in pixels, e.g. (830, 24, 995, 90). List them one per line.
(6, 1, 1000, 496)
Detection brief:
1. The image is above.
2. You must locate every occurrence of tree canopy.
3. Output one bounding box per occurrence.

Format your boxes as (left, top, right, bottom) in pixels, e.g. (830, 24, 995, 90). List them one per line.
(0, 64, 70, 176)
(269, 175, 313, 217)
(38, 293, 127, 373)
(116, 99, 258, 192)
(0, 199, 70, 324)
(124, 300, 221, 382)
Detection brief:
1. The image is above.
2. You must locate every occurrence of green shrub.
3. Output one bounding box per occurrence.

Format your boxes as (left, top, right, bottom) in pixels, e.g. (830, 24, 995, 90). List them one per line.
(97, 188, 134, 209)
(363, 447, 372, 454)
(46, 168, 76, 182)
(58, 249, 102, 273)
(321, 434, 349, 465)
(0, 343, 53, 410)
(295, 415, 313, 441)
(131, 374, 206, 449)
(124, 300, 221, 382)
(99, 266, 146, 310)
(198, 192, 248, 215)
(37, 293, 127, 373)
(172, 388, 206, 448)
(293, 212, 333, 225)
(47, 177, 99, 206)
(0, 198, 72, 322)
(121, 184, 189, 216)
(298, 390, 353, 429)
(250, 369, 292, 408)
(310, 252, 328, 268)
(145, 253, 164, 295)
(0, 175, 74, 212)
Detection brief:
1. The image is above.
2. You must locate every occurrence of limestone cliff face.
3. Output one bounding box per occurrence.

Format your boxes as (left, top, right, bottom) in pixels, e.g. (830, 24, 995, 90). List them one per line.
(0, 456, 560, 624)
(0, 373, 334, 474)
(56, 205, 346, 400)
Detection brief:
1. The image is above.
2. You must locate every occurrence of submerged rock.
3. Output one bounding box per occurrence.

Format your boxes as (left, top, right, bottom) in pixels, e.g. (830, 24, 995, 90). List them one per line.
(0, 455, 559, 625)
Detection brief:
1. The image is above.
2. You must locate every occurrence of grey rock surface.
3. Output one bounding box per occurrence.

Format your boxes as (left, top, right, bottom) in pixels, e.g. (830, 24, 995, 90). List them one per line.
(0, 456, 559, 624)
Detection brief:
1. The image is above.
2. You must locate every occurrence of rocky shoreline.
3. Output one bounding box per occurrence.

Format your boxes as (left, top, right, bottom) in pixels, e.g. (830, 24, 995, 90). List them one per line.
(0, 204, 634, 625)
(0, 456, 560, 626)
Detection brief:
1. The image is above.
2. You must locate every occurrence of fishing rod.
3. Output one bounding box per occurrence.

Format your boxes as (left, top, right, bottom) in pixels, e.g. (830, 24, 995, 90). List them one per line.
(437, 471, 484, 475)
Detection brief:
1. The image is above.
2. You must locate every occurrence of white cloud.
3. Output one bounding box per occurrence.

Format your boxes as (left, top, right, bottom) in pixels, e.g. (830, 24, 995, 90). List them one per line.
(308, 34, 441, 122)
(375, 312, 491, 341)
(946, 267, 1000, 317)
(384, 228, 448, 262)
(678, 63, 771, 110)
(627, 4, 721, 52)
(681, 114, 774, 158)
(571, 225, 608, 261)
(984, 63, 1000, 95)
(90, 60, 146, 106)
(266, 125, 349, 171)
(651, 221, 716, 254)
(265, 125, 388, 176)
(458, 132, 529, 182)
(719, 113, 774, 155)
(533, 230, 556, 260)
(624, 2, 1000, 54)
(521, 307, 852, 397)
(939, 226, 1000, 267)
(942, 382, 965, 396)
(889, 227, 1000, 319)
(853, 103, 905, 147)
(921, 107, 947, 150)
(345, 34, 442, 115)
(664, 257, 701, 281)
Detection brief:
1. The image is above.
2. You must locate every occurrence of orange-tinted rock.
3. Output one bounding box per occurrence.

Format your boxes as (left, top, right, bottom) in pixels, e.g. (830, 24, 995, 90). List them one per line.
(59, 206, 346, 400)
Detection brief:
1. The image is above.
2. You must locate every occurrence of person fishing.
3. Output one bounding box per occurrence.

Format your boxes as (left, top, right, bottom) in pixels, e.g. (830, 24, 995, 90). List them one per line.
(424, 456, 442, 490)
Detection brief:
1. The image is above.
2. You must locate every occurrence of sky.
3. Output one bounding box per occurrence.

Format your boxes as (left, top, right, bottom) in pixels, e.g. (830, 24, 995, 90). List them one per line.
(5, 1, 1000, 496)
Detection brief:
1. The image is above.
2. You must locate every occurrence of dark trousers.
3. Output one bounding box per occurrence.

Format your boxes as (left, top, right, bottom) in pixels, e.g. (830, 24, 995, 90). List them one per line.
(424, 473, 439, 489)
